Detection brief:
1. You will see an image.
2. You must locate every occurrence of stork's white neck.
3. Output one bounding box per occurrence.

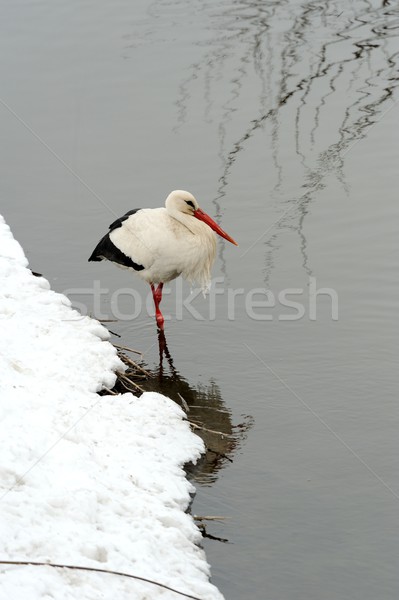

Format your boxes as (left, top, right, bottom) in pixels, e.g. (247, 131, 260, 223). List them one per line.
(165, 200, 199, 236)
(164, 192, 217, 291)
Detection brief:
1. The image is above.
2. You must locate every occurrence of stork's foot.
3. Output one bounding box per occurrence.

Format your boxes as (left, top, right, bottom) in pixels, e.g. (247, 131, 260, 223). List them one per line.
(151, 282, 165, 330)
(156, 310, 165, 331)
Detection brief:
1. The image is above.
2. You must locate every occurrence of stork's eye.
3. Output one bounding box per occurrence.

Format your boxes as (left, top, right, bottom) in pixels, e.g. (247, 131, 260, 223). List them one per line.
(185, 200, 195, 209)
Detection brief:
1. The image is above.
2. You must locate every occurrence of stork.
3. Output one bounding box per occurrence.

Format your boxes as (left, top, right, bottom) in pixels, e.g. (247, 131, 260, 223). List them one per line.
(88, 190, 238, 330)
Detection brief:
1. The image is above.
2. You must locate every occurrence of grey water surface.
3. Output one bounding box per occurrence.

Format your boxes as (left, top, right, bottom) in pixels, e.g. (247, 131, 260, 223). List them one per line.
(1, 1, 399, 599)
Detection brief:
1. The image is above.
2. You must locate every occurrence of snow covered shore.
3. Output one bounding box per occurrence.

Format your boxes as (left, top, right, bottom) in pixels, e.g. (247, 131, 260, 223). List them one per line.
(0, 216, 224, 600)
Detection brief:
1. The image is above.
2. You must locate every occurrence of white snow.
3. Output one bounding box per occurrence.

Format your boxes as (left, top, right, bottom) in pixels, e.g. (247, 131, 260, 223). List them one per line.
(0, 215, 224, 600)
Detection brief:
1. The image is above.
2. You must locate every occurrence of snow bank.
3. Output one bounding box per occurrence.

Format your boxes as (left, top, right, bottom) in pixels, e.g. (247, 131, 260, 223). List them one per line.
(0, 216, 224, 600)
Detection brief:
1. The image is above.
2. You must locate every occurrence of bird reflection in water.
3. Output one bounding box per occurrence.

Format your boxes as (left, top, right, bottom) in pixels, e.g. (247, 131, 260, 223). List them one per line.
(134, 329, 253, 486)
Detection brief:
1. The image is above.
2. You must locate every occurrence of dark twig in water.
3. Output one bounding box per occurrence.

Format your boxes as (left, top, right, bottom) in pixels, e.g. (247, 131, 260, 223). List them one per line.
(107, 329, 121, 338)
(207, 448, 233, 463)
(177, 393, 190, 412)
(188, 420, 233, 438)
(197, 525, 229, 544)
(113, 343, 143, 355)
(194, 515, 229, 522)
(119, 354, 151, 377)
(116, 371, 144, 393)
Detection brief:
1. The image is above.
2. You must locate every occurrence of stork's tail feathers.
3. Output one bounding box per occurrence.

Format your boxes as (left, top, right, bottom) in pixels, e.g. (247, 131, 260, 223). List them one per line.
(88, 236, 107, 262)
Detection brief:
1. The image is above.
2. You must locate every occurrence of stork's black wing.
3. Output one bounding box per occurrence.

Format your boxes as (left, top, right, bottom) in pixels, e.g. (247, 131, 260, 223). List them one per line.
(88, 208, 144, 270)
(108, 208, 142, 232)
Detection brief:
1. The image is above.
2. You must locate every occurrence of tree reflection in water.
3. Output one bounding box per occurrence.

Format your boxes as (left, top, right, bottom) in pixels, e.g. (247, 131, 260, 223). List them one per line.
(167, 0, 399, 281)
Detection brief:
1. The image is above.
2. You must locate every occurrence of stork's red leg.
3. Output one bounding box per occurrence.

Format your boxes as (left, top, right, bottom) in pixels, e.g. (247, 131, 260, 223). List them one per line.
(154, 283, 163, 304)
(150, 283, 165, 330)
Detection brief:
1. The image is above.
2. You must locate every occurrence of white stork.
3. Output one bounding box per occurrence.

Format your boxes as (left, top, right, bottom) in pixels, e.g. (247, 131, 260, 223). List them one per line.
(89, 190, 238, 330)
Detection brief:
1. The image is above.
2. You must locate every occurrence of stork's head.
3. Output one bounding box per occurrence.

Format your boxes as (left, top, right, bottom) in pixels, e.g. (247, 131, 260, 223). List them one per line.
(165, 190, 199, 215)
(165, 190, 238, 246)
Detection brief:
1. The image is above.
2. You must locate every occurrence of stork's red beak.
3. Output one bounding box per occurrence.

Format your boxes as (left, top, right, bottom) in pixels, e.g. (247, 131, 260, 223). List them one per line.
(194, 208, 238, 246)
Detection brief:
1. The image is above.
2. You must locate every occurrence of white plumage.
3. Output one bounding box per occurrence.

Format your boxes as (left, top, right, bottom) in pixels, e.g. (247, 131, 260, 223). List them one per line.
(89, 190, 237, 330)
